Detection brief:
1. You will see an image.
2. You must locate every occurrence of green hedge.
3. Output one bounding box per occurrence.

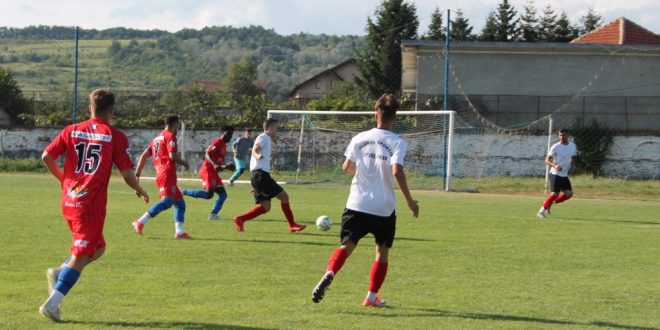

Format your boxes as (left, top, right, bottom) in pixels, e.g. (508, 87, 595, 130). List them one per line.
(0, 157, 45, 172)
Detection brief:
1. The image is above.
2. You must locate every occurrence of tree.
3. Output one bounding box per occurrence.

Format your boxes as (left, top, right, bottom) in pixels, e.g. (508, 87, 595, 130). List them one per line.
(520, 0, 539, 42)
(355, 0, 419, 98)
(425, 7, 445, 40)
(554, 12, 579, 42)
(580, 7, 603, 34)
(494, 0, 520, 41)
(479, 11, 498, 41)
(538, 5, 558, 41)
(450, 9, 475, 41)
(224, 58, 268, 127)
(0, 67, 31, 125)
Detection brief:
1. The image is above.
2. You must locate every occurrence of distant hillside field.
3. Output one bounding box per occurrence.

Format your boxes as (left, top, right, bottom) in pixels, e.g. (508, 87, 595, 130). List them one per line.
(0, 26, 364, 97)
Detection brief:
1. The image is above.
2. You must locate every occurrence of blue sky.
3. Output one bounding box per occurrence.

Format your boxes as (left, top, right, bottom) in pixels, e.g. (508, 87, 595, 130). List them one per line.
(2, 0, 659, 35)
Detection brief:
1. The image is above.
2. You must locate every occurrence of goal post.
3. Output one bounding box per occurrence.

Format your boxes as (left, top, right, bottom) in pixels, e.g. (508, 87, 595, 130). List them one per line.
(267, 110, 456, 191)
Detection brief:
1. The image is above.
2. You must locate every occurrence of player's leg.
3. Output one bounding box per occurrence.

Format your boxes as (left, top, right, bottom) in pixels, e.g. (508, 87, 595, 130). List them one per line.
(229, 158, 246, 185)
(173, 191, 191, 239)
(40, 221, 103, 322)
(364, 213, 395, 307)
(275, 190, 306, 232)
(233, 170, 270, 231)
(133, 196, 174, 234)
(313, 209, 367, 303)
(209, 186, 228, 220)
(538, 175, 559, 218)
(554, 177, 573, 204)
(183, 166, 216, 200)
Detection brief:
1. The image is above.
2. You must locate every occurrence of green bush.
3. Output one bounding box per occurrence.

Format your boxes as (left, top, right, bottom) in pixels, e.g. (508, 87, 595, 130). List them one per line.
(572, 121, 614, 177)
(0, 157, 45, 172)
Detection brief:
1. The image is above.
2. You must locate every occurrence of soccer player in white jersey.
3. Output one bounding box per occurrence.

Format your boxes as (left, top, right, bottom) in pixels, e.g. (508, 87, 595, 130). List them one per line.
(311, 93, 419, 307)
(538, 129, 577, 218)
(232, 118, 307, 232)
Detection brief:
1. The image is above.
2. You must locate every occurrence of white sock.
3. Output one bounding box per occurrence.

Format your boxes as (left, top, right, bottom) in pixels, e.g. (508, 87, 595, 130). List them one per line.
(48, 290, 65, 307)
(175, 221, 185, 235)
(138, 212, 152, 224)
(366, 291, 378, 301)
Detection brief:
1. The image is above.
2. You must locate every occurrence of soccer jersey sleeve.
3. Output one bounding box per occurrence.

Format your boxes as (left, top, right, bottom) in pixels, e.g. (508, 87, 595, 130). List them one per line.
(112, 129, 134, 171)
(166, 135, 178, 154)
(391, 139, 407, 165)
(44, 125, 72, 159)
(344, 138, 357, 162)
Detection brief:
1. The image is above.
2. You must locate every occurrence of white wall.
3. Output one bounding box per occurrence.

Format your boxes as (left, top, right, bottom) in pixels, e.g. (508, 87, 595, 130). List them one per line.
(1, 127, 658, 179)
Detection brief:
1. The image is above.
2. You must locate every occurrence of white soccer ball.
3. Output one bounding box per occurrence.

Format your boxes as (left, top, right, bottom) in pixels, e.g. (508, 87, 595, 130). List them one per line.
(315, 215, 333, 231)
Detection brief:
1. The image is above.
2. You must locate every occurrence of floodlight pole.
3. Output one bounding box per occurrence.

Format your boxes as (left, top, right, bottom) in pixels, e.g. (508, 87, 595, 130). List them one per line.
(73, 26, 79, 123)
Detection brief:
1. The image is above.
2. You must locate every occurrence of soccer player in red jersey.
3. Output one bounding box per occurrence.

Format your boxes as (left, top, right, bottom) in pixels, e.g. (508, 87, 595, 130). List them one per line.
(133, 115, 191, 239)
(183, 125, 234, 220)
(39, 88, 149, 322)
(311, 94, 419, 307)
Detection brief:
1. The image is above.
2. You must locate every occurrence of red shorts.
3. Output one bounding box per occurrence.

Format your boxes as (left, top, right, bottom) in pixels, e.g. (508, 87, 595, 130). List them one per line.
(66, 219, 106, 257)
(156, 173, 182, 199)
(200, 164, 223, 190)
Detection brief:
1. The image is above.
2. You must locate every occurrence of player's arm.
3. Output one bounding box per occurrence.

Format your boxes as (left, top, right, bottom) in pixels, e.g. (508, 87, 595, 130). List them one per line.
(392, 164, 419, 218)
(41, 151, 64, 183)
(342, 159, 356, 176)
(170, 151, 190, 171)
(120, 168, 150, 203)
(134, 148, 151, 179)
(205, 149, 221, 169)
(252, 142, 263, 160)
(544, 154, 561, 171)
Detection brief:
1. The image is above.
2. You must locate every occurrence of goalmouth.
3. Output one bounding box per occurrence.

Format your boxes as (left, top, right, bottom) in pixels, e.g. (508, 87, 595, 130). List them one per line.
(267, 110, 456, 191)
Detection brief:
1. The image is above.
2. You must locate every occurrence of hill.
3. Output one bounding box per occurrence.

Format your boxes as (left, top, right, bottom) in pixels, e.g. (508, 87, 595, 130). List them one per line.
(0, 25, 364, 98)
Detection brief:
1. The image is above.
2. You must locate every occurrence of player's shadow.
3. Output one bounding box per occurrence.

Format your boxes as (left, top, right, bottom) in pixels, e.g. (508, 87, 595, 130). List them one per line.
(223, 237, 336, 247)
(68, 320, 275, 329)
(344, 307, 659, 330)
(559, 217, 660, 226)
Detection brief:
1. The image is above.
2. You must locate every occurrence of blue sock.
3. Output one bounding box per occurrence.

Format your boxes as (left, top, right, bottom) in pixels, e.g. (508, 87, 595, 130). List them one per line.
(174, 199, 186, 222)
(211, 190, 228, 215)
(147, 198, 173, 217)
(53, 266, 80, 296)
(184, 189, 212, 199)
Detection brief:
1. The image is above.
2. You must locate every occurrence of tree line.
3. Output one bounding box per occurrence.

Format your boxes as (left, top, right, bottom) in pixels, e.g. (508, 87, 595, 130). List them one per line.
(1, 0, 608, 128)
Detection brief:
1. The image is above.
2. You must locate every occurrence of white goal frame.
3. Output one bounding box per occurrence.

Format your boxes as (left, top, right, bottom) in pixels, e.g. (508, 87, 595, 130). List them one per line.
(267, 110, 456, 191)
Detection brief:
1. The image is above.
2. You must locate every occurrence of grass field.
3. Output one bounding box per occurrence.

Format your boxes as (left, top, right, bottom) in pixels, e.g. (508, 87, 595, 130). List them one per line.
(0, 172, 658, 329)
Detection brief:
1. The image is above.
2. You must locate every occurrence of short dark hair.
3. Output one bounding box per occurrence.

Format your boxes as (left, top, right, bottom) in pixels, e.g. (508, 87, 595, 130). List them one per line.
(221, 125, 234, 132)
(263, 118, 278, 130)
(374, 93, 398, 120)
(558, 129, 569, 134)
(165, 115, 180, 127)
(89, 88, 115, 113)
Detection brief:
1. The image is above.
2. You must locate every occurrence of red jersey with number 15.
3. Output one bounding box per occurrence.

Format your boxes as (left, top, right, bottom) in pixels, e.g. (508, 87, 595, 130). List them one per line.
(44, 118, 134, 222)
(148, 129, 178, 178)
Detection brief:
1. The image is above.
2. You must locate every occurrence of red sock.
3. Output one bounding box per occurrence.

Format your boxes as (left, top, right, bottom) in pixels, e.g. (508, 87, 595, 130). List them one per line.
(281, 202, 295, 226)
(239, 205, 266, 222)
(327, 248, 348, 274)
(555, 193, 570, 204)
(368, 261, 388, 293)
(543, 194, 558, 209)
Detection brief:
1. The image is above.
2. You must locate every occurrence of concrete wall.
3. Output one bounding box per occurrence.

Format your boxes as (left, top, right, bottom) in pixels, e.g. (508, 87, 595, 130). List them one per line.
(2, 127, 658, 179)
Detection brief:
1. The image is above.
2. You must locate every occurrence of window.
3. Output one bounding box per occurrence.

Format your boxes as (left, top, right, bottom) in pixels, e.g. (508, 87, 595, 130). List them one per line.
(315, 81, 321, 89)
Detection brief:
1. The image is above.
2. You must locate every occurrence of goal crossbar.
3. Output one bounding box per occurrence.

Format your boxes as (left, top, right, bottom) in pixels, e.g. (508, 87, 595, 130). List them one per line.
(267, 110, 455, 191)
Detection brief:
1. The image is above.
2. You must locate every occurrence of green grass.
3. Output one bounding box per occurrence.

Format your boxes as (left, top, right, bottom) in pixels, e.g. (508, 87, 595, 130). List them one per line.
(0, 173, 658, 329)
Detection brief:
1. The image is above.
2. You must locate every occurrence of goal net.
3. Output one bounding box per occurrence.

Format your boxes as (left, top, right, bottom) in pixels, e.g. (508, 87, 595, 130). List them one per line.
(266, 110, 455, 191)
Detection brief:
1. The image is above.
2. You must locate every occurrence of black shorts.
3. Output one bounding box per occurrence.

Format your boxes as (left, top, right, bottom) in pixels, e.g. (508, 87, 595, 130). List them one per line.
(548, 174, 572, 193)
(250, 170, 283, 203)
(340, 208, 396, 248)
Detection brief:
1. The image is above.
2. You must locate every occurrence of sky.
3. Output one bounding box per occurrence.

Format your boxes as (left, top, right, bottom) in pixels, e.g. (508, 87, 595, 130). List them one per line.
(1, 0, 658, 36)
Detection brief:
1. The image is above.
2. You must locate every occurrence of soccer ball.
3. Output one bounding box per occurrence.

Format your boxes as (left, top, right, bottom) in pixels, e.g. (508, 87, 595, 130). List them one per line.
(315, 215, 332, 231)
